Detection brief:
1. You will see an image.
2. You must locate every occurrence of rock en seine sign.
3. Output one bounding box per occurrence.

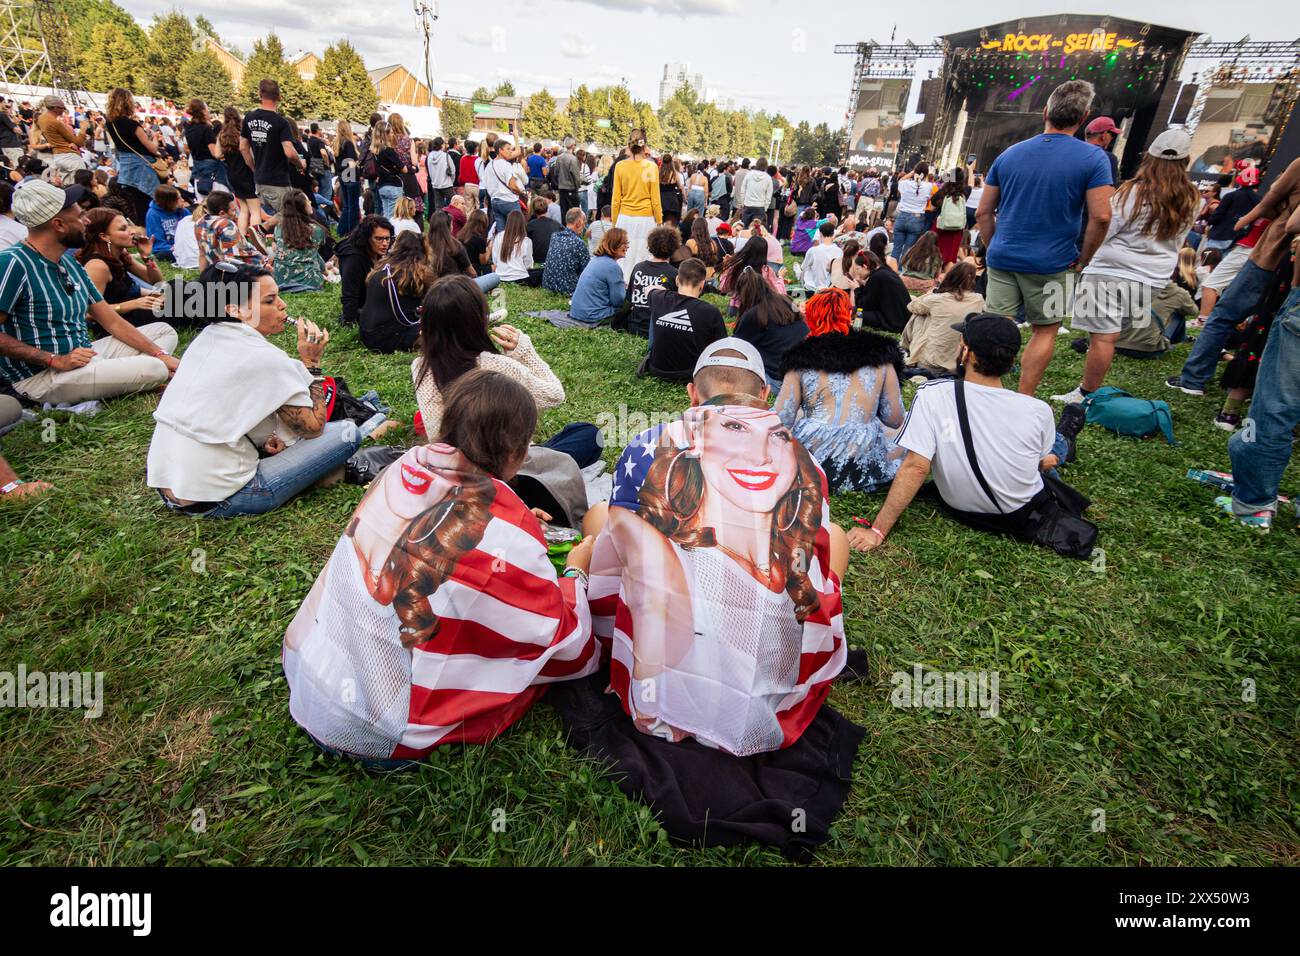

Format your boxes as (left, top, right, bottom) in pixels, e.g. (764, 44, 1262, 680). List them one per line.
(978, 30, 1141, 54)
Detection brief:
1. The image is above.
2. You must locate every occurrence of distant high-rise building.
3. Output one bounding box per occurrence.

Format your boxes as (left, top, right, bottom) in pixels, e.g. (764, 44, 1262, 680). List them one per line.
(659, 62, 705, 107)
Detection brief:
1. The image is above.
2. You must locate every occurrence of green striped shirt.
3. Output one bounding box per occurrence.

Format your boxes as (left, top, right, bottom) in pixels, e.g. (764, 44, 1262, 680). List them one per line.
(0, 243, 101, 384)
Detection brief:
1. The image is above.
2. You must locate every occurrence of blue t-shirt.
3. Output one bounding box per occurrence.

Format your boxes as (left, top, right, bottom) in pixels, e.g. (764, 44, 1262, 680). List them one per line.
(569, 255, 627, 325)
(984, 133, 1112, 274)
(526, 153, 547, 180)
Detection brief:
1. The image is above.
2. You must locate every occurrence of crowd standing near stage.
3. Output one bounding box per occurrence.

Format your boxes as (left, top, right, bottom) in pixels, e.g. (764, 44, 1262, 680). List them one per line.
(1, 67, 1298, 847)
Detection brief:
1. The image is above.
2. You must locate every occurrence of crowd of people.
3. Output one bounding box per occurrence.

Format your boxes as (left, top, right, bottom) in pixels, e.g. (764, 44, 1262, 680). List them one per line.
(2, 71, 1297, 839)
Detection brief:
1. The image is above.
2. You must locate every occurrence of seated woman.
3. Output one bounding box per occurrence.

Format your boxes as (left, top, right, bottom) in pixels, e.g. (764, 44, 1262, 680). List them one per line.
(491, 209, 537, 285)
(389, 195, 422, 236)
(359, 231, 432, 354)
(427, 210, 499, 295)
(411, 275, 565, 438)
(196, 191, 268, 272)
(671, 216, 724, 280)
(282, 368, 601, 766)
(718, 236, 785, 313)
(335, 214, 394, 327)
(77, 207, 165, 328)
(147, 262, 365, 518)
(900, 261, 985, 378)
(790, 206, 819, 255)
(272, 189, 326, 294)
(856, 250, 912, 333)
(732, 265, 808, 392)
(569, 227, 628, 326)
(749, 219, 785, 272)
(456, 209, 491, 274)
(898, 231, 943, 294)
(828, 239, 864, 291)
(1115, 277, 1197, 359)
(775, 326, 906, 494)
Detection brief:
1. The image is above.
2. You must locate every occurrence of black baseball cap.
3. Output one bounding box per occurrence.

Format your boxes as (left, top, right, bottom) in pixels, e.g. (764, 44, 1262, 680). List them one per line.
(950, 312, 1022, 354)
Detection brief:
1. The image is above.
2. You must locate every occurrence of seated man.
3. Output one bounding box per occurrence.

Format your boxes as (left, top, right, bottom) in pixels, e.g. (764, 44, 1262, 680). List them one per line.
(639, 257, 727, 382)
(541, 207, 589, 297)
(0, 392, 49, 500)
(0, 181, 178, 406)
(849, 313, 1094, 558)
(587, 338, 850, 757)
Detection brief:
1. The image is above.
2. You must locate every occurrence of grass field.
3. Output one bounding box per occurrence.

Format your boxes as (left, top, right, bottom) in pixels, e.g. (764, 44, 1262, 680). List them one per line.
(2, 255, 1297, 866)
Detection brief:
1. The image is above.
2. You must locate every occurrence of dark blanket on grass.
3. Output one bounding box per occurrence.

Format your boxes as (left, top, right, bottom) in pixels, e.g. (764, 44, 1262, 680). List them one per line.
(547, 649, 868, 860)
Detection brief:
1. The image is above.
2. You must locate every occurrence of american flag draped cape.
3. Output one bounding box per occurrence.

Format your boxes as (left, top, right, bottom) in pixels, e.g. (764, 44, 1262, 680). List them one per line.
(283, 444, 600, 760)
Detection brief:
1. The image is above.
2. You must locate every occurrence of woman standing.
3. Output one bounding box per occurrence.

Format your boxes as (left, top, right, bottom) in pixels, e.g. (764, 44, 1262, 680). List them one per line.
(370, 121, 405, 219)
(388, 113, 425, 226)
(220, 106, 262, 239)
(891, 161, 933, 262)
(334, 120, 361, 236)
(686, 161, 709, 217)
(611, 129, 662, 281)
(183, 99, 226, 197)
(658, 153, 685, 226)
(932, 174, 969, 264)
(103, 88, 164, 226)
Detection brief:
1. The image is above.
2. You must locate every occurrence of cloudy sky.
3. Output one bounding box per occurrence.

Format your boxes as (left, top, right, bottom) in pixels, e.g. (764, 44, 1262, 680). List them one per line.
(117, 0, 1300, 126)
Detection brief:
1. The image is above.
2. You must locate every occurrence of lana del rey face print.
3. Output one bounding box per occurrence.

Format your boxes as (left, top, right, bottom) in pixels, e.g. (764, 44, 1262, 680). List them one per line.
(694, 406, 798, 516)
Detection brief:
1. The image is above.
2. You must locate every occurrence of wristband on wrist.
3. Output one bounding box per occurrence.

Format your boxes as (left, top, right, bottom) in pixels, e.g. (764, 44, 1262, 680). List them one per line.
(852, 515, 886, 542)
(1, 479, 24, 495)
(562, 567, 588, 587)
(306, 366, 323, 376)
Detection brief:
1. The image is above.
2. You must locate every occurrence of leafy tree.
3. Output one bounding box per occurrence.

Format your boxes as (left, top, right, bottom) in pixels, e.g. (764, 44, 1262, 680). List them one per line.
(243, 33, 311, 118)
(194, 15, 219, 42)
(440, 100, 473, 141)
(565, 85, 599, 146)
(725, 111, 752, 159)
(177, 47, 235, 108)
(749, 111, 772, 161)
(602, 85, 637, 149)
(79, 20, 148, 92)
(633, 100, 662, 153)
(470, 87, 495, 105)
(144, 11, 196, 100)
(658, 98, 697, 156)
(812, 122, 843, 166)
(311, 41, 378, 123)
(696, 102, 727, 158)
(521, 88, 565, 141)
(493, 81, 516, 97)
(62, 0, 141, 60)
(792, 120, 817, 163)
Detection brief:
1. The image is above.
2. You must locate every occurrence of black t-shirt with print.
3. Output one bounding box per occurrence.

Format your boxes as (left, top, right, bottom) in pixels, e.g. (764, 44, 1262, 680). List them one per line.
(240, 108, 293, 187)
(646, 290, 728, 381)
(626, 260, 678, 337)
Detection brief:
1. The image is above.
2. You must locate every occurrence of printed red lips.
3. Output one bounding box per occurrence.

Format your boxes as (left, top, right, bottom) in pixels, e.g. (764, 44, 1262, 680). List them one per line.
(401, 463, 433, 496)
(726, 468, 778, 492)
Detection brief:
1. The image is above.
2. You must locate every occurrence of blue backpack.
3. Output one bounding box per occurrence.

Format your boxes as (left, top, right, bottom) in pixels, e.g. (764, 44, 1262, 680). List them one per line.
(1083, 386, 1177, 444)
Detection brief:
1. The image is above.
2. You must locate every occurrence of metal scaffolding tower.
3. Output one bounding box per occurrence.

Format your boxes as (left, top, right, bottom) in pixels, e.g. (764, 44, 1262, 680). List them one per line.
(0, 0, 81, 101)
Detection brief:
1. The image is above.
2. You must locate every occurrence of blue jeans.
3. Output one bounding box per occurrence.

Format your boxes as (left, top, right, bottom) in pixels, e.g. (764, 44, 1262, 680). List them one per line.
(892, 211, 927, 262)
(1178, 260, 1276, 390)
(1228, 287, 1300, 514)
(316, 171, 333, 202)
(1201, 237, 1234, 253)
(474, 273, 501, 295)
(338, 180, 361, 236)
(687, 187, 707, 215)
(1045, 432, 1070, 480)
(378, 184, 404, 219)
(203, 421, 362, 518)
(490, 197, 518, 234)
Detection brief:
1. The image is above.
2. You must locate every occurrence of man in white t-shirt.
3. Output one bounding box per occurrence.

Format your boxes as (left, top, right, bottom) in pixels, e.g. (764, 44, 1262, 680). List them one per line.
(848, 314, 1089, 554)
(799, 222, 842, 291)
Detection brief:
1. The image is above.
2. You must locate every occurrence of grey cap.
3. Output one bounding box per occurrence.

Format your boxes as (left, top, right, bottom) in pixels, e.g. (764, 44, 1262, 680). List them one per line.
(1148, 128, 1192, 161)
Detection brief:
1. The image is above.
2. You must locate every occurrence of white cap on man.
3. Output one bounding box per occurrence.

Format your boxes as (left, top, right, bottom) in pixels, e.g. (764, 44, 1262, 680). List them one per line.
(693, 338, 767, 382)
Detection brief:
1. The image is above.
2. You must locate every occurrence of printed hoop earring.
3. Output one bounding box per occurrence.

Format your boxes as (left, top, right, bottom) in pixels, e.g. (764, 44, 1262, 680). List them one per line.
(779, 486, 802, 532)
(664, 448, 700, 520)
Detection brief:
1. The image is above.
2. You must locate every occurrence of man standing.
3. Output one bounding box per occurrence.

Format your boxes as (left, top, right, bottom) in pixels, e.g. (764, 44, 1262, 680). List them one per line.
(0, 181, 178, 405)
(554, 137, 581, 217)
(1084, 116, 1121, 186)
(239, 79, 306, 214)
(306, 123, 334, 202)
(731, 158, 750, 218)
(35, 96, 91, 185)
(1167, 155, 1300, 396)
(739, 159, 773, 227)
(710, 161, 732, 220)
(425, 136, 456, 211)
(975, 79, 1114, 396)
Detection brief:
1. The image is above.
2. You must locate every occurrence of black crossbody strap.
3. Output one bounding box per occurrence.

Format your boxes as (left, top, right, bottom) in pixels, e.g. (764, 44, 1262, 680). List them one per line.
(954, 377, 1003, 514)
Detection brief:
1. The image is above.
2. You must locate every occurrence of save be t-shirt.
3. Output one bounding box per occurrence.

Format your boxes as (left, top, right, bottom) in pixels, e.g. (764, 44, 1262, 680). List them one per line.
(646, 291, 727, 379)
(984, 133, 1113, 274)
(241, 109, 293, 188)
(897, 379, 1055, 514)
(626, 260, 678, 336)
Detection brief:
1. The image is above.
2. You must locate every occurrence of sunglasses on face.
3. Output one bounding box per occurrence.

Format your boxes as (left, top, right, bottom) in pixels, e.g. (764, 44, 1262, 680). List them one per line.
(54, 262, 76, 295)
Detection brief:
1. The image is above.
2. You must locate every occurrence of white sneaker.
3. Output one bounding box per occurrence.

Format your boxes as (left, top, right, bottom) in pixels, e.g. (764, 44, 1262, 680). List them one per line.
(909, 374, 928, 386)
(1056, 326, 1071, 335)
(1051, 386, 1086, 404)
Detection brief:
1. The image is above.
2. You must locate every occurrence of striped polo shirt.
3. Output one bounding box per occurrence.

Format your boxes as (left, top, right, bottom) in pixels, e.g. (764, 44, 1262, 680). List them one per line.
(0, 243, 101, 385)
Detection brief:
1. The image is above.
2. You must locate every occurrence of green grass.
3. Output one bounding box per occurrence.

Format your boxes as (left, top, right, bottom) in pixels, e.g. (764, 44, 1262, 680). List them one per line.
(1, 260, 1297, 866)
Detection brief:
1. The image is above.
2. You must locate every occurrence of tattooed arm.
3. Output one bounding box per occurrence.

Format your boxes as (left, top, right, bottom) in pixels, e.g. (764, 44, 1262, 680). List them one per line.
(277, 377, 329, 439)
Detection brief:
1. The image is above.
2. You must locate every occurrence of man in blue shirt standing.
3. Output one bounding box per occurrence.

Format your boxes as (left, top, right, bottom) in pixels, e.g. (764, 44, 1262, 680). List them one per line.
(975, 80, 1114, 397)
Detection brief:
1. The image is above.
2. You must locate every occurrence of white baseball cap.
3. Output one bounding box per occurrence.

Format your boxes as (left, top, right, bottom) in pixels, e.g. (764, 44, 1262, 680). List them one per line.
(1148, 128, 1192, 161)
(693, 337, 767, 382)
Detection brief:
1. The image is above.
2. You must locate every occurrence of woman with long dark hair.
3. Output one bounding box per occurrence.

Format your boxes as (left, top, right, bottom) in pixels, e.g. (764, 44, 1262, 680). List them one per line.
(659, 153, 685, 225)
(457, 208, 491, 271)
(273, 189, 326, 293)
(426, 210, 500, 295)
(901, 260, 985, 378)
(358, 231, 434, 353)
(220, 105, 262, 238)
(673, 217, 723, 278)
(77, 208, 165, 326)
(732, 265, 808, 390)
(183, 99, 227, 197)
(336, 214, 394, 326)
(491, 208, 535, 283)
(718, 235, 784, 312)
(932, 172, 970, 264)
(898, 231, 944, 293)
(411, 275, 564, 436)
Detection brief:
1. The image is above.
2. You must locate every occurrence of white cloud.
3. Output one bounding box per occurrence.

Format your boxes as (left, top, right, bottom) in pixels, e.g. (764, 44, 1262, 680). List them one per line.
(459, 29, 494, 47)
(559, 35, 595, 58)
(570, 0, 738, 14)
